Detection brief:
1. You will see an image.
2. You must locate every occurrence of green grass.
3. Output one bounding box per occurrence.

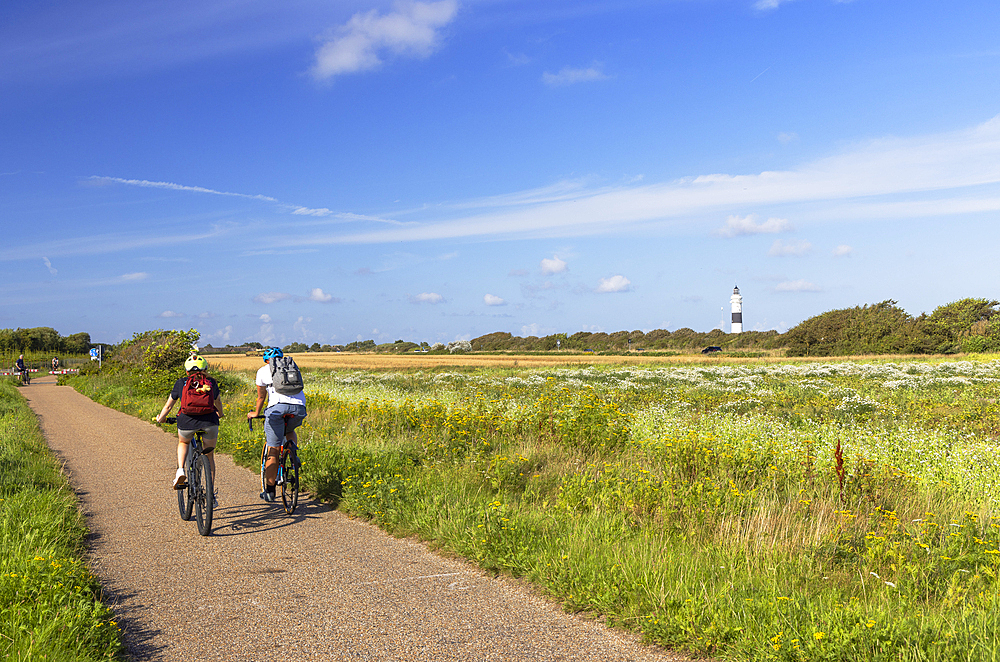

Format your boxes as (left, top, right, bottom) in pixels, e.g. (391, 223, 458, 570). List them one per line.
(0, 380, 122, 661)
(64, 359, 1000, 661)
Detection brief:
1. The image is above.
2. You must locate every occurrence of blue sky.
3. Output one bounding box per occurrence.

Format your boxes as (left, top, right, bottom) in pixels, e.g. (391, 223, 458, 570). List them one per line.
(3, 0, 1000, 347)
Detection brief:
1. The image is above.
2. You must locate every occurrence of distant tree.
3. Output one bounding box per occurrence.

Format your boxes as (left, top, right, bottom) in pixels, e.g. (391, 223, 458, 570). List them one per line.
(64, 332, 92, 354)
(784, 301, 918, 356)
(924, 298, 1000, 353)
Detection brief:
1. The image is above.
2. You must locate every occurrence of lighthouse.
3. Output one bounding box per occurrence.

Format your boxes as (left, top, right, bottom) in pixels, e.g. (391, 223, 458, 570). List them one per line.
(730, 286, 743, 334)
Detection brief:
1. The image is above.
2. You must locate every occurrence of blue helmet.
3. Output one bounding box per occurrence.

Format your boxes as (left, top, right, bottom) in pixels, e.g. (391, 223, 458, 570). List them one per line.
(262, 347, 283, 362)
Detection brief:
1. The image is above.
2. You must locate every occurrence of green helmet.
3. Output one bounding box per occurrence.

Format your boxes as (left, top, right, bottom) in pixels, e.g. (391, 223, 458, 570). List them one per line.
(184, 355, 208, 372)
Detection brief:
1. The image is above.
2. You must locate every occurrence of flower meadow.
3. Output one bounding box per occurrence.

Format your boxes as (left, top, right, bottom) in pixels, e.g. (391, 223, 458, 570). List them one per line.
(68, 358, 1000, 660)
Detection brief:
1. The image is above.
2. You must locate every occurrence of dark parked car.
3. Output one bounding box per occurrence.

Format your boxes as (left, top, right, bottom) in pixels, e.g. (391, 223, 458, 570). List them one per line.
(701, 346, 722, 354)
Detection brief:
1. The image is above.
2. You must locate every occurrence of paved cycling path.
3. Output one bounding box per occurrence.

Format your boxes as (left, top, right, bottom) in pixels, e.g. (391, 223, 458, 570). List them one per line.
(24, 376, 686, 662)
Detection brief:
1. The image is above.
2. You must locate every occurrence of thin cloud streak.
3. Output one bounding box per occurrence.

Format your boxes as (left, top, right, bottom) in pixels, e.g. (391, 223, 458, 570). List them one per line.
(0, 227, 227, 262)
(283, 115, 1000, 247)
(89, 176, 278, 202)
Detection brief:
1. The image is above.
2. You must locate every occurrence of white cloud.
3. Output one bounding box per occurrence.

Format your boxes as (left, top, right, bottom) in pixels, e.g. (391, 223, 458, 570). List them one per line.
(259, 314, 272, 323)
(42, 257, 57, 276)
(596, 275, 631, 293)
(768, 239, 812, 256)
(312, 0, 458, 80)
(542, 65, 609, 87)
(833, 244, 854, 256)
(777, 132, 799, 144)
(775, 279, 821, 292)
(540, 255, 567, 274)
(715, 214, 792, 237)
(410, 292, 444, 304)
(293, 316, 313, 338)
(308, 287, 337, 303)
(483, 294, 506, 306)
(208, 325, 233, 343)
(504, 49, 530, 66)
(292, 206, 334, 217)
(157, 310, 184, 318)
(755, 0, 796, 9)
(121, 272, 147, 281)
(521, 323, 555, 337)
(253, 292, 293, 304)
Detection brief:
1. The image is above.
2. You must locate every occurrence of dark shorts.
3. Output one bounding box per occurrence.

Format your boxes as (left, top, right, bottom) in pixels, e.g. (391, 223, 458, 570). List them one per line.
(265, 403, 306, 448)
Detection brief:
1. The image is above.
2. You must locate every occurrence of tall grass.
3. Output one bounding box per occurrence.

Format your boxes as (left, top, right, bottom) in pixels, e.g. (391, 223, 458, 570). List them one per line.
(65, 359, 1000, 660)
(0, 381, 122, 660)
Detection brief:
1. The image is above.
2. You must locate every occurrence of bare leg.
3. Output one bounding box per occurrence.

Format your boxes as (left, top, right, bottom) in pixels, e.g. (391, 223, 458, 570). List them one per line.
(176, 435, 189, 470)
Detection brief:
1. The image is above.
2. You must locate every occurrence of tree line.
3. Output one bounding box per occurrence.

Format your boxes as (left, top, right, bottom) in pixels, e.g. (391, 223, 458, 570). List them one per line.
(0, 327, 92, 355)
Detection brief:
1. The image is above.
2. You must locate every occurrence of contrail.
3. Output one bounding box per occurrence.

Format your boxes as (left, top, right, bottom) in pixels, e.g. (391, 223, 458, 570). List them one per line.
(749, 66, 770, 83)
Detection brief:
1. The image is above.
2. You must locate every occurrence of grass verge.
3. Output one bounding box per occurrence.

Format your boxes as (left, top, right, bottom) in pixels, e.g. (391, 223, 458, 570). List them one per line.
(0, 379, 122, 661)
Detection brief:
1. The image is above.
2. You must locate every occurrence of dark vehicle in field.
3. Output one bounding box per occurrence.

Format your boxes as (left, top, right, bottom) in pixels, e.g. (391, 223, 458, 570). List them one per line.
(701, 346, 722, 354)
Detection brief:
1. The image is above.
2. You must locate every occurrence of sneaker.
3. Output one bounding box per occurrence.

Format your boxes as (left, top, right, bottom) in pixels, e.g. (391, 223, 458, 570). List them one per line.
(173, 468, 187, 490)
(212, 491, 219, 509)
(260, 488, 276, 502)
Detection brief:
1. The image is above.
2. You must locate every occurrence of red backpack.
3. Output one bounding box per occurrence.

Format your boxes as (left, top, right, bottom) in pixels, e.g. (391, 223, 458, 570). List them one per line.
(179, 372, 215, 415)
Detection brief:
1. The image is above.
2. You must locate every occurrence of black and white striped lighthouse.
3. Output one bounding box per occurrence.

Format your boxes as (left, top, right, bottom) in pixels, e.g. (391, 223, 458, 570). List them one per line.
(730, 285, 743, 333)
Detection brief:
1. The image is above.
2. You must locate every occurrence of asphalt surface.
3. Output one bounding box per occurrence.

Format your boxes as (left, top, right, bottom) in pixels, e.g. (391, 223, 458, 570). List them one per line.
(23, 376, 687, 662)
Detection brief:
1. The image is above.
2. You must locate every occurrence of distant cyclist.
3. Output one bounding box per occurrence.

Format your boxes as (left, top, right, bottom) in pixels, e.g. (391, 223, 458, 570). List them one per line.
(51, 357, 59, 371)
(15, 355, 26, 384)
(155, 355, 223, 497)
(247, 347, 306, 502)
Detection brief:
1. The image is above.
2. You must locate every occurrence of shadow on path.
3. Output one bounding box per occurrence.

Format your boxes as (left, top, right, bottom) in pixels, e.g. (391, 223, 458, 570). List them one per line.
(200, 498, 329, 537)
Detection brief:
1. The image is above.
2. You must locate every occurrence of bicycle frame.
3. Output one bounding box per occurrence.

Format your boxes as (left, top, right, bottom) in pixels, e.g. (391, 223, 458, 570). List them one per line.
(166, 418, 214, 536)
(249, 415, 301, 514)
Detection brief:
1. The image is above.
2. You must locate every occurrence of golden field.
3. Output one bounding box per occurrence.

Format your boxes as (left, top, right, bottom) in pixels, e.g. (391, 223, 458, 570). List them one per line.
(205, 350, 960, 371)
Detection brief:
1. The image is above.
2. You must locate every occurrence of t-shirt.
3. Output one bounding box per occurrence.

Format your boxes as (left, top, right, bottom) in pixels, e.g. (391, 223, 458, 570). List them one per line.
(170, 374, 221, 429)
(255, 363, 306, 408)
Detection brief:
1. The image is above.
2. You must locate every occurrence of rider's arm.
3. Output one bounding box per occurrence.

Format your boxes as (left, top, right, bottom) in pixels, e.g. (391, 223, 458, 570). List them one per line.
(214, 396, 224, 418)
(248, 385, 267, 418)
(155, 396, 177, 424)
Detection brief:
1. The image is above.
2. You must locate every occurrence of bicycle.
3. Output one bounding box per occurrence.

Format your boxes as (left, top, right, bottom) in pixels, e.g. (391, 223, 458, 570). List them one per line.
(17, 367, 30, 385)
(165, 417, 214, 535)
(248, 415, 301, 515)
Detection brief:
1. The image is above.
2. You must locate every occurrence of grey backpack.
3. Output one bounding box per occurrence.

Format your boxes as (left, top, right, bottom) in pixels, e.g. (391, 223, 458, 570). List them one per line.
(270, 355, 304, 395)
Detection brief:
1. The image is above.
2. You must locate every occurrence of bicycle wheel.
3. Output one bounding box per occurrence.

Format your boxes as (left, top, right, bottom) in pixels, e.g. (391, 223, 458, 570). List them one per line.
(177, 456, 194, 521)
(177, 480, 194, 520)
(260, 443, 268, 495)
(280, 448, 299, 514)
(193, 454, 214, 536)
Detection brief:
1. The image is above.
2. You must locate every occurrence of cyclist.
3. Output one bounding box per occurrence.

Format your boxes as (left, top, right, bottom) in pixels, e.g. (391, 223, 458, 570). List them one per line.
(247, 347, 306, 502)
(154, 355, 223, 497)
(15, 355, 26, 384)
(51, 357, 59, 371)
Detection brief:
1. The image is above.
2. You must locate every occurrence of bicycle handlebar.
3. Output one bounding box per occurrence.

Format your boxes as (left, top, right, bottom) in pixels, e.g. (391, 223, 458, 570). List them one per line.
(247, 415, 265, 432)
